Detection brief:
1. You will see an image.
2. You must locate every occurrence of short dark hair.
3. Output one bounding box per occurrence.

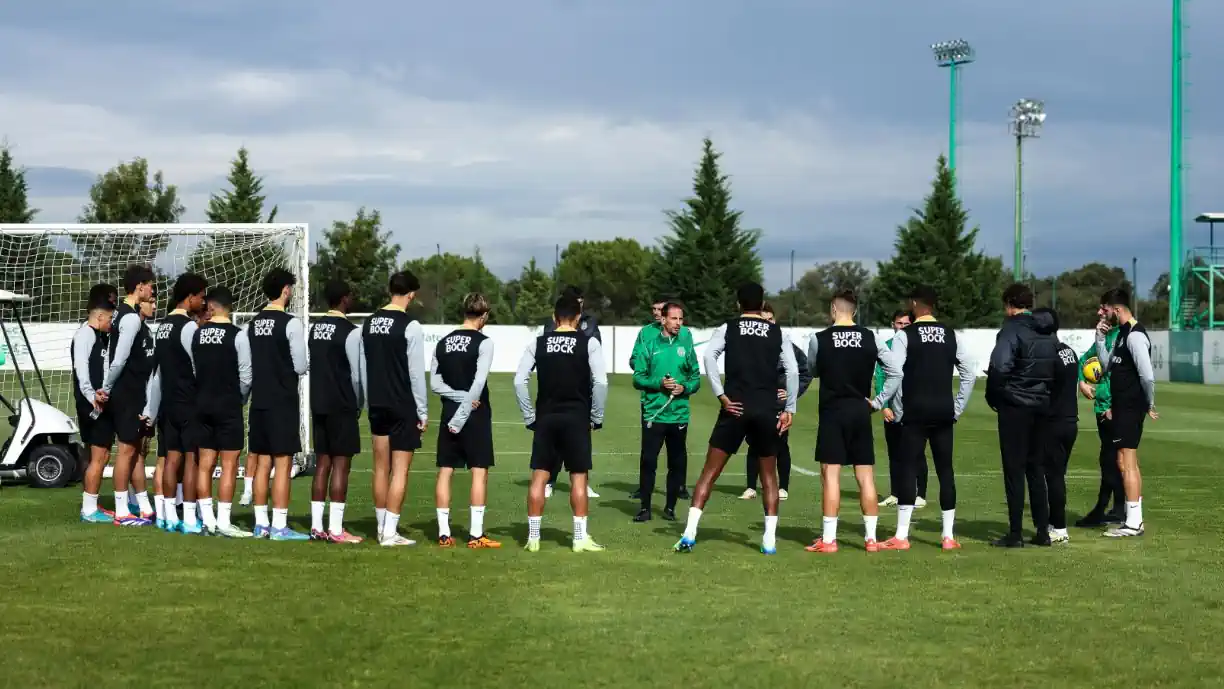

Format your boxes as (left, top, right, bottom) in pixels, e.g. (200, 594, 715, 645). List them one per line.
(553, 295, 581, 322)
(172, 272, 208, 306)
(463, 293, 491, 318)
(88, 283, 118, 306)
(1100, 287, 1130, 307)
(261, 268, 296, 300)
(86, 294, 115, 313)
(561, 285, 583, 301)
(324, 280, 351, 309)
(1001, 283, 1035, 310)
(908, 285, 938, 310)
(205, 286, 234, 311)
(736, 282, 765, 312)
(1032, 306, 1059, 331)
(122, 265, 155, 295)
(661, 301, 684, 318)
(891, 309, 913, 323)
(388, 271, 420, 297)
(832, 289, 857, 307)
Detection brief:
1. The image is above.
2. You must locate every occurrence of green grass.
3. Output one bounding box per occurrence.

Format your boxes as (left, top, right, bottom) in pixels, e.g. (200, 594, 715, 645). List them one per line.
(2, 376, 1223, 688)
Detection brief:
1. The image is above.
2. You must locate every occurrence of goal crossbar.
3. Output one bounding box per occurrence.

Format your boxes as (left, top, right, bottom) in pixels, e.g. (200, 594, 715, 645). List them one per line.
(0, 223, 306, 235)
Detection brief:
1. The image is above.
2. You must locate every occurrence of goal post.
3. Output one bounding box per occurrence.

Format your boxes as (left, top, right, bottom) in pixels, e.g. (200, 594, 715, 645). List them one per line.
(0, 223, 313, 475)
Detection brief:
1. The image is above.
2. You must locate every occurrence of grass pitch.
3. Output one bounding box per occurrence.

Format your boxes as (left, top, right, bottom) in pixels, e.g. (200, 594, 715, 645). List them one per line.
(1, 376, 1222, 688)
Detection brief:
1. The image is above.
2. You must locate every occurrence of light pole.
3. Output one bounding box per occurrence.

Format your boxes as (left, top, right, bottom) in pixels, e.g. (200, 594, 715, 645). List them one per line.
(931, 39, 975, 175)
(1009, 99, 1046, 281)
(1169, 0, 1186, 330)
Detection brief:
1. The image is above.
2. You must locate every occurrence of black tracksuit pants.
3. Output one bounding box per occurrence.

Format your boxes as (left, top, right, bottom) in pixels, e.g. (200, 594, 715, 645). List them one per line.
(746, 431, 791, 492)
(638, 421, 688, 510)
(895, 421, 954, 509)
(997, 405, 1049, 537)
(884, 421, 928, 500)
(1039, 419, 1077, 530)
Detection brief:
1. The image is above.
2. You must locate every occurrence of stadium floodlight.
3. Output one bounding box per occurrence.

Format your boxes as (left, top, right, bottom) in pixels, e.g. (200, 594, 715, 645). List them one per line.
(931, 39, 975, 174)
(1009, 99, 1047, 279)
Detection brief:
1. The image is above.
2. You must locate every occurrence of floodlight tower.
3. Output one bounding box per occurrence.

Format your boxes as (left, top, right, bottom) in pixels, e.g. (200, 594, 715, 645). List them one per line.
(931, 39, 976, 175)
(1009, 99, 1046, 281)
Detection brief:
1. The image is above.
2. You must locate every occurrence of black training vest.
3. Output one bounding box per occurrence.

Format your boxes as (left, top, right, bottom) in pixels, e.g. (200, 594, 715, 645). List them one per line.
(154, 312, 198, 411)
(194, 322, 243, 416)
(310, 314, 359, 414)
(362, 308, 417, 416)
(814, 325, 878, 411)
(1046, 342, 1079, 422)
(72, 324, 109, 413)
(534, 331, 591, 417)
(1109, 321, 1148, 410)
(900, 320, 958, 424)
(722, 316, 782, 413)
(435, 329, 491, 421)
(108, 302, 155, 404)
(248, 308, 298, 410)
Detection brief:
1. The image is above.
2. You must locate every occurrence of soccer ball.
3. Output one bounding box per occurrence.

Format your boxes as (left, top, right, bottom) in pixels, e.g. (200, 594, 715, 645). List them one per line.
(1082, 357, 1103, 383)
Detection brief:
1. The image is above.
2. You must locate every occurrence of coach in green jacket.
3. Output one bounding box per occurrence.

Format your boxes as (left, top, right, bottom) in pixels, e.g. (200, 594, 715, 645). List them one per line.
(630, 301, 700, 521)
(1076, 322, 1124, 526)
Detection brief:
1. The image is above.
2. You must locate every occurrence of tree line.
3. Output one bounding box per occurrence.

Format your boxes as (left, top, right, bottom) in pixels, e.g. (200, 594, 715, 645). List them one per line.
(0, 140, 1194, 329)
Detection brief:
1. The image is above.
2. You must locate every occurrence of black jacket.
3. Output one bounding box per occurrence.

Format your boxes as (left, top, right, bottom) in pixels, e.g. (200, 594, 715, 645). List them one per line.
(775, 343, 813, 411)
(986, 311, 1058, 410)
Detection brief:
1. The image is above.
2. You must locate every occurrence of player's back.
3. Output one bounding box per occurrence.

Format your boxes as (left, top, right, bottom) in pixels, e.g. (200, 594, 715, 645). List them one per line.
(154, 312, 198, 408)
(310, 314, 358, 413)
(362, 307, 416, 412)
(814, 325, 878, 412)
(71, 324, 108, 413)
(900, 320, 957, 423)
(534, 331, 590, 417)
(722, 315, 782, 412)
(248, 308, 297, 410)
(194, 321, 243, 416)
(109, 302, 155, 399)
(1047, 342, 1079, 421)
(436, 329, 491, 418)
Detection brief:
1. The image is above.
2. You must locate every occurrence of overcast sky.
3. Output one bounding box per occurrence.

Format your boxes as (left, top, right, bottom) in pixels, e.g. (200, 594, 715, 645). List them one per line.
(1, 0, 1221, 292)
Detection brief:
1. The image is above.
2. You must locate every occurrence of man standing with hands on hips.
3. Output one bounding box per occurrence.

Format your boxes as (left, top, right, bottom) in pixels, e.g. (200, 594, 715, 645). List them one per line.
(631, 301, 700, 522)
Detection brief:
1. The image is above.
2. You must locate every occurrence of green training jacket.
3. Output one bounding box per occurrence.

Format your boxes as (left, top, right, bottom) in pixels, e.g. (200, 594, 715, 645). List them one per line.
(630, 324, 700, 425)
(1079, 327, 1118, 415)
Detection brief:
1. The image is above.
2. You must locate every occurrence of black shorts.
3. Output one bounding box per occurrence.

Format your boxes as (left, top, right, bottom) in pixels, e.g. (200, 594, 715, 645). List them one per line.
(816, 406, 875, 466)
(437, 414, 494, 469)
(529, 414, 592, 474)
(111, 397, 149, 446)
(1110, 408, 1146, 450)
(198, 410, 245, 452)
(708, 410, 779, 458)
(77, 408, 115, 450)
(313, 411, 361, 457)
(160, 405, 202, 454)
(368, 407, 421, 453)
(248, 406, 302, 456)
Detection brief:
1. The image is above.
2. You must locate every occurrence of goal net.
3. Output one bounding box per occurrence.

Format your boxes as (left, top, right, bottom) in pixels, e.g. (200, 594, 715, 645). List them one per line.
(0, 224, 312, 476)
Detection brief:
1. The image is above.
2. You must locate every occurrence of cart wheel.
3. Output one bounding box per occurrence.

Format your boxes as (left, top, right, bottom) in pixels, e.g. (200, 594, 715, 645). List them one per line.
(27, 444, 76, 489)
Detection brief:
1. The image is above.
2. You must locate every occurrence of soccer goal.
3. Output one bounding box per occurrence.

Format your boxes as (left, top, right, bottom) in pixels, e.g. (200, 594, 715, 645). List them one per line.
(0, 224, 313, 475)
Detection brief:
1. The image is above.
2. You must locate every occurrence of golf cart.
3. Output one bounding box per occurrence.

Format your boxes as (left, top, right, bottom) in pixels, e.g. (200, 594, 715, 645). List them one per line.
(0, 290, 82, 488)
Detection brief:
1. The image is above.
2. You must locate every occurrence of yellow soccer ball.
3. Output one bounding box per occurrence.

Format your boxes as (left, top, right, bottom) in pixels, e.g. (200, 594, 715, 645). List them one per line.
(1082, 357, 1103, 383)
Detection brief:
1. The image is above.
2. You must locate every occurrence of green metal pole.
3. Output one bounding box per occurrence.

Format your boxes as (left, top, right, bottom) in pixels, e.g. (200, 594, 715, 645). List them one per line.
(1169, 0, 1184, 330)
(948, 63, 958, 173)
(1014, 134, 1023, 281)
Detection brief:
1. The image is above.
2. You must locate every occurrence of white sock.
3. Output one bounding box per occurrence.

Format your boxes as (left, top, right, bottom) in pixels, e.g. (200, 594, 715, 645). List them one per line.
(182, 502, 198, 527)
(218, 502, 232, 529)
(1127, 499, 1143, 528)
(136, 491, 152, 515)
(375, 507, 387, 533)
(864, 515, 879, 542)
(528, 516, 542, 541)
(382, 512, 400, 541)
(165, 501, 179, 523)
(199, 498, 216, 530)
(114, 491, 131, 518)
(310, 501, 325, 532)
(328, 502, 346, 536)
(242, 477, 253, 495)
(822, 516, 838, 543)
(573, 516, 587, 542)
(682, 507, 703, 541)
(154, 494, 165, 521)
(81, 492, 98, 516)
(175, 483, 183, 506)
(254, 505, 269, 527)
(437, 508, 451, 538)
(941, 509, 956, 539)
(470, 505, 486, 539)
(763, 515, 778, 548)
(272, 508, 288, 530)
(896, 505, 914, 541)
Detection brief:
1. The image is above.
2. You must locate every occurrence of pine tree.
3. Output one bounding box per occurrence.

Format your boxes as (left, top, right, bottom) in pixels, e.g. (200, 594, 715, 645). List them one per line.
(652, 138, 763, 326)
(874, 155, 1005, 327)
(206, 147, 278, 223)
(310, 208, 400, 313)
(504, 258, 555, 325)
(0, 145, 37, 223)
